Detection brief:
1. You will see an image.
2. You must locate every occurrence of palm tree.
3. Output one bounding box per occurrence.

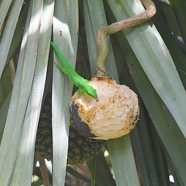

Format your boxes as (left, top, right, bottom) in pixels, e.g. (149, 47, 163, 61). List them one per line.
(0, 0, 186, 185)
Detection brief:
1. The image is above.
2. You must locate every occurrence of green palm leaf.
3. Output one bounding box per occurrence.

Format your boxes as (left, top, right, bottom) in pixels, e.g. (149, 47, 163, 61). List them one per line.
(0, 0, 185, 185)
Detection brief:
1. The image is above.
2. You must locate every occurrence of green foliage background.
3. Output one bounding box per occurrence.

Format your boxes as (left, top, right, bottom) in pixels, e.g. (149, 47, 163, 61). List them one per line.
(0, 0, 186, 185)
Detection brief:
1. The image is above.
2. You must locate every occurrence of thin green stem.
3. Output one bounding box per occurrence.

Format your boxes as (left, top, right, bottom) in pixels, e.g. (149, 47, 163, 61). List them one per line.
(91, 141, 98, 186)
(96, 0, 156, 76)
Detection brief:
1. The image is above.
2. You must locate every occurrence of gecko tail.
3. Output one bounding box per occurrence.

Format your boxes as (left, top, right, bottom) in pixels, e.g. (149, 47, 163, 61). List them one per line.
(51, 41, 69, 64)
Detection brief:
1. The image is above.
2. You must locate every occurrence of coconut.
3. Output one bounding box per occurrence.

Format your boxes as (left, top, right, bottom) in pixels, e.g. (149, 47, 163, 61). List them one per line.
(70, 76, 139, 140)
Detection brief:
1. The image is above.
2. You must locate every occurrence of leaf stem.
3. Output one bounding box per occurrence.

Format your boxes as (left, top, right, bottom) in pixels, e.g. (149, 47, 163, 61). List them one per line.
(96, 0, 156, 76)
(91, 141, 98, 186)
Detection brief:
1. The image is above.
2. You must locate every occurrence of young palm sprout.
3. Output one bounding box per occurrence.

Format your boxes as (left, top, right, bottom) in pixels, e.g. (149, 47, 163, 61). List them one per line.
(70, 0, 156, 140)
